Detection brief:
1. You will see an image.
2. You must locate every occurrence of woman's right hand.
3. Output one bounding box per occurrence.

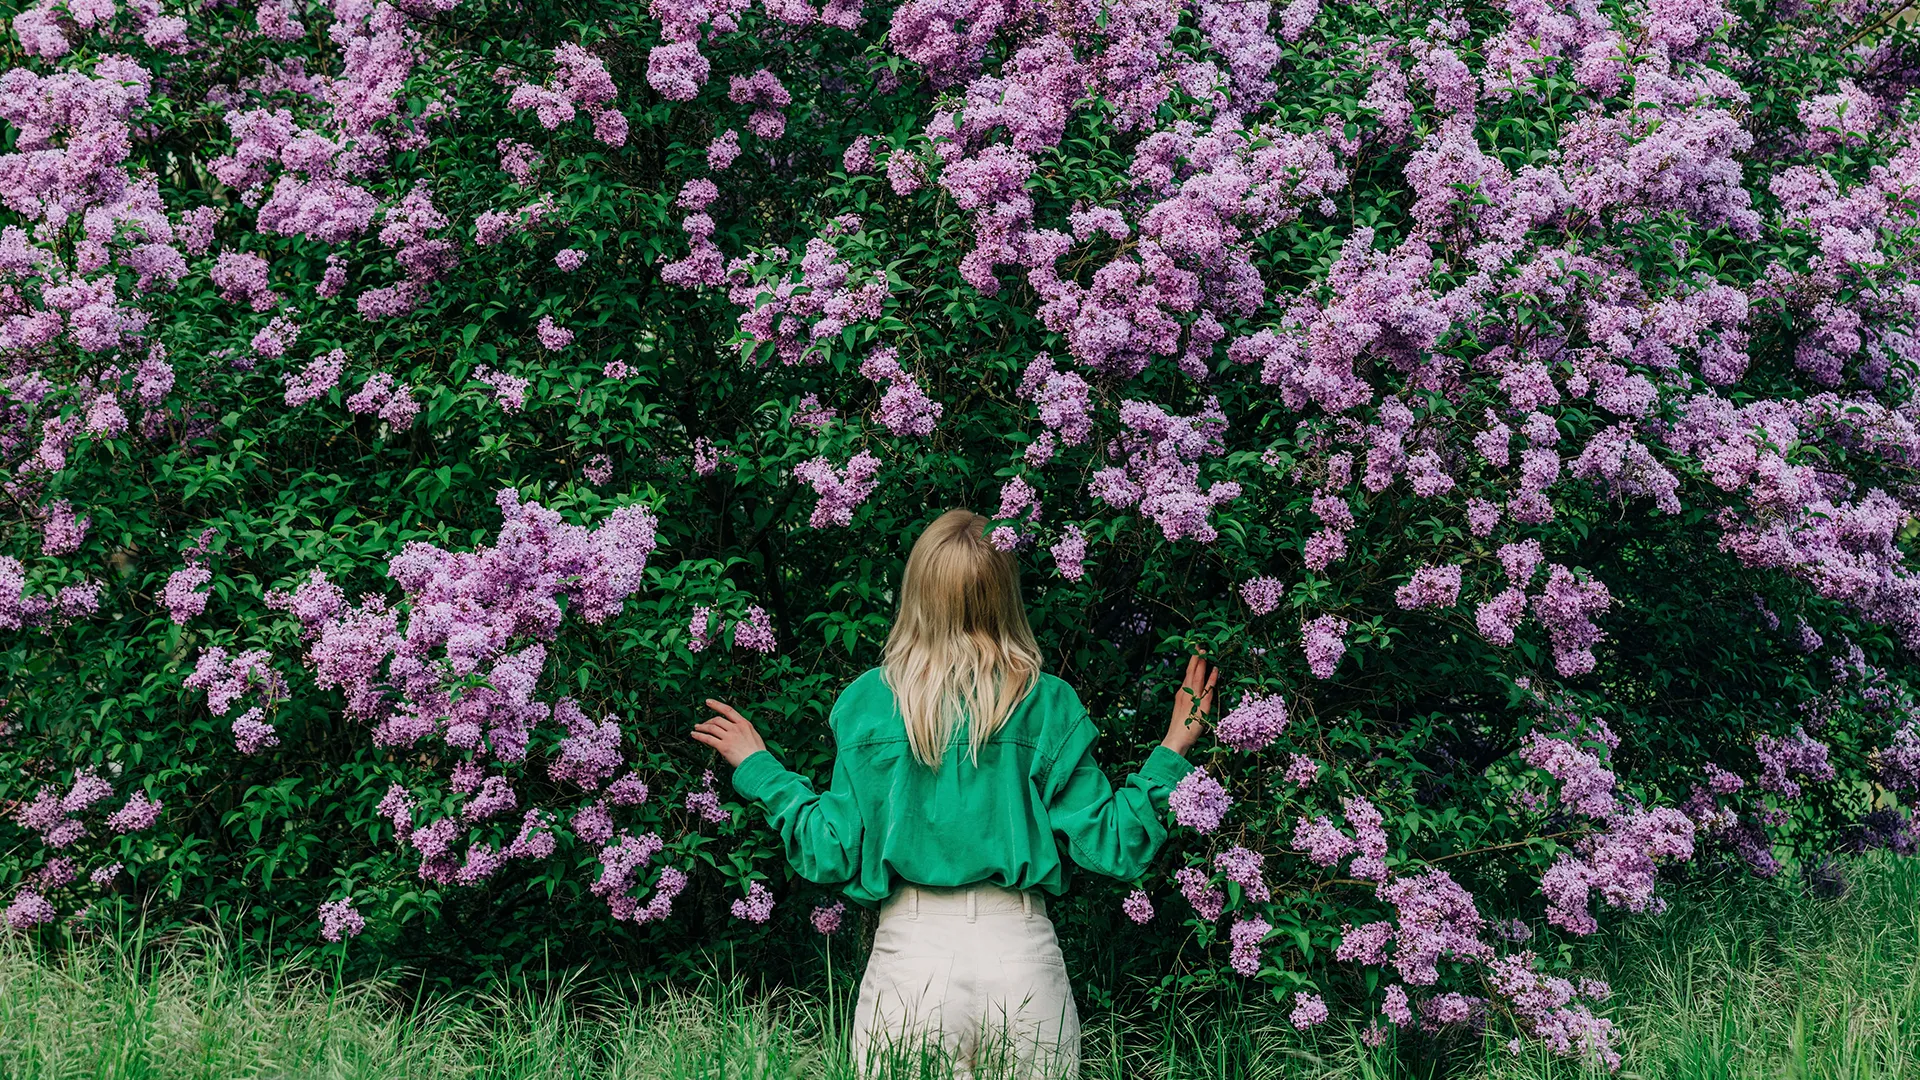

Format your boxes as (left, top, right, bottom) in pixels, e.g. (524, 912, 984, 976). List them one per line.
(1161, 652, 1218, 757)
(692, 699, 769, 768)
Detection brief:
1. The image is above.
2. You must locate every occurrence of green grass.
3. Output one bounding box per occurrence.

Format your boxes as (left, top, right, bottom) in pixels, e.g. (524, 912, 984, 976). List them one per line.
(4, 856, 1920, 1079)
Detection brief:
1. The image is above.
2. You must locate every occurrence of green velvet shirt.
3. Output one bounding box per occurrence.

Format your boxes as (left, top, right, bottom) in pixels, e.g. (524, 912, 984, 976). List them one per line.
(730, 667, 1195, 906)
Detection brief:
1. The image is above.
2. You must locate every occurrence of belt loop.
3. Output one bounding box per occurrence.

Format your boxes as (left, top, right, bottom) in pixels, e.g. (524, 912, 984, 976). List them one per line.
(910, 886, 920, 921)
(1022, 890, 1032, 920)
(966, 888, 977, 924)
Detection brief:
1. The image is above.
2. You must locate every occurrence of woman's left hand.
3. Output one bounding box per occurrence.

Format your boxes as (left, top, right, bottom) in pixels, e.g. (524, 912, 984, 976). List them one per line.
(1161, 652, 1218, 757)
(691, 699, 769, 767)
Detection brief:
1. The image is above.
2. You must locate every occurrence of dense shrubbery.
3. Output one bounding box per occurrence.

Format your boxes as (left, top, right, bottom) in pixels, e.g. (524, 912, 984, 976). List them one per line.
(6, 0, 1920, 1065)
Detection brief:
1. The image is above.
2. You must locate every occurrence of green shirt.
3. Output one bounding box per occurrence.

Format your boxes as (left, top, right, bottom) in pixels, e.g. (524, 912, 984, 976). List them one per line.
(730, 667, 1195, 906)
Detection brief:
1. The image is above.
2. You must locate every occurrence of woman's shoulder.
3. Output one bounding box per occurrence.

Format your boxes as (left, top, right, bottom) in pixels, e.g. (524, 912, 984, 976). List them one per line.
(1027, 671, 1079, 703)
(1020, 672, 1089, 727)
(829, 668, 902, 742)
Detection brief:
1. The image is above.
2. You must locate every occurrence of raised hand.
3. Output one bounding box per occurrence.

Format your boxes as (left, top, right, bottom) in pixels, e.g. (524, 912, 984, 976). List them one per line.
(691, 698, 769, 767)
(1161, 652, 1218, 756)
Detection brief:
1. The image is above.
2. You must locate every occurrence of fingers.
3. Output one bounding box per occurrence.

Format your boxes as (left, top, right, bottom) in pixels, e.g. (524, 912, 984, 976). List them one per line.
(690, 729, 724, 750)
(705, 699, 749, 725)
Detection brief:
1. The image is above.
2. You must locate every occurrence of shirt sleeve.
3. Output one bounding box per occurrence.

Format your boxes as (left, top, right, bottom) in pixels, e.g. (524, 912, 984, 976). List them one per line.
(1042, 709, 1195, 881)
(730, 747, 864, 885)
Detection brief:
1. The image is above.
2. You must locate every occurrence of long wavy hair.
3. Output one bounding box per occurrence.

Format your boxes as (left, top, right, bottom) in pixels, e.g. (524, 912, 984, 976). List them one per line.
(882, 509, 1044, 767)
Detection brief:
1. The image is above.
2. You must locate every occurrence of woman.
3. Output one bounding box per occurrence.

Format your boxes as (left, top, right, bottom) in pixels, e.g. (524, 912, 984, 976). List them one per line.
(692, 508, 1217, 1078)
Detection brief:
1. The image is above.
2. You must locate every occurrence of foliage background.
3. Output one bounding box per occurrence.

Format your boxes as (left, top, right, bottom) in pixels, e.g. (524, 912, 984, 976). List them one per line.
(5, 0, 1920, 1059)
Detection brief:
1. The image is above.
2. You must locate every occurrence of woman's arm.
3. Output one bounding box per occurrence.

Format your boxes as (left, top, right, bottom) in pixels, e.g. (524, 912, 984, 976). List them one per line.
(692, 699, 864, 885)
(1046, 656, 1216, 879)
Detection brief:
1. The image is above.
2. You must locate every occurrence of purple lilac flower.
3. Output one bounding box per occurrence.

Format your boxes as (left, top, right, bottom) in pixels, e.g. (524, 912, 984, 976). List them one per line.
(1229, 916, 1272, 976)
(1466, 497, 1501, 536)
(1122, 889, 1154, 924)
(1214, 845, 1270, 901)
(812, 901, 846, 934)
(163, 565, 211, 625)
(1240, 576, 1284, 615)
(1293, 815, 1357, 867)
(1395, 563, 1462, 610)
(232, 708, 279, 754)
(1289, 991, 1329, 1028)
(607, 773, 650, 806)
(693, 437, 720, 476)
(686, 769, 731, 823)
(1377, 870, 1492, 985)
(1284, 754, 1319, 787)
(5, 890, 56, 930)
(707, 129, 741, 170)
(1174, 866, 1225, 921)
(1477, 589, 1529, 646)
(734, 605, 777, 653)
(1383, 985, 1413, 1026)
(1301, 615, 1348, 679)
(474, 366, 530, 412)
(106, 793, 161, 833)
(861, 347, 943, 436)
(1051, 525, 1087, 581)
(730, 881, 775, 924)
(38, 499, 88, 556)
(1755, 728, 1836, 798)
(572, 801, 615, 846)
(794, 452, 880, 528)
(1169, 770, 1232, 833)
(689, 607, 714, 653)
(549, 701, 624, 789)
(1335, 920, 1393, 965)
(791, 394, 836, 430)
(318, 898, 365, 942)
(1214, 693, 1287, 751)
(535, 315, 574, 351)
(30, 858, 76, 890)
(462, 776, 518, 822)
(506, 810, 558, 860)
(1531, 566, 1612, 677)
(284, 349, 348, 406)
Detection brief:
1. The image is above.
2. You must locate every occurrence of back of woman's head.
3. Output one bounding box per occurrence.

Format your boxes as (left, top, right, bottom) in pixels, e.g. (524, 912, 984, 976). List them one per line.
(883, 509, 1043, 766)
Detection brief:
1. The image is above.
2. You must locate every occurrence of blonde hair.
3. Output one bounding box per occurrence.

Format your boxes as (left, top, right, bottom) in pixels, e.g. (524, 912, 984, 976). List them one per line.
(882, 509, 1044, 767)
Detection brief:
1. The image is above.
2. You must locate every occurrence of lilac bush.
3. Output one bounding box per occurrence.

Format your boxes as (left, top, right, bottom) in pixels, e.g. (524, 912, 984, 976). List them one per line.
(4, 0, 1920, 1065)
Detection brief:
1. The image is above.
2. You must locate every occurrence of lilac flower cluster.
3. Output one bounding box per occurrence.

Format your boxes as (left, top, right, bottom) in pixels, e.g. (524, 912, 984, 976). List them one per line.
(1229, 916, 1271, 976)
(318, 898, 366, 942)
(1089, 399, 1242, 543)
(1174, 865, 1225, 922)
(284, 492, 657, 889)
(1169, 770, 1232, 833)
(794, 452, 879, 528)
(686, 769, 731, 824)
(811, 900, 846, 934)
(1214, 692, 1287, 751)
(730, 881, 775, 923)
(506, 44, 627, 148)
(861, 347, 942, 437)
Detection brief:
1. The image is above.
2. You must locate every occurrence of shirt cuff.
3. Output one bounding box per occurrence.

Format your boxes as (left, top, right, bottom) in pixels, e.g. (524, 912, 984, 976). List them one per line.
(1137, 744, 1195, 791)
(730, 750, 790, 802)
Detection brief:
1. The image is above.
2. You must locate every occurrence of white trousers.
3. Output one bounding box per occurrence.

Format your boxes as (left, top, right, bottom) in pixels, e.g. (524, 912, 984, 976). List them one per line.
(852, 884, 1081, 1079)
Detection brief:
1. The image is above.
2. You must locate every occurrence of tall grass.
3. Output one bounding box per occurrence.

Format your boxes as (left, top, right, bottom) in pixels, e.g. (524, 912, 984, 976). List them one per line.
(3, 856, 1918, 1079)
